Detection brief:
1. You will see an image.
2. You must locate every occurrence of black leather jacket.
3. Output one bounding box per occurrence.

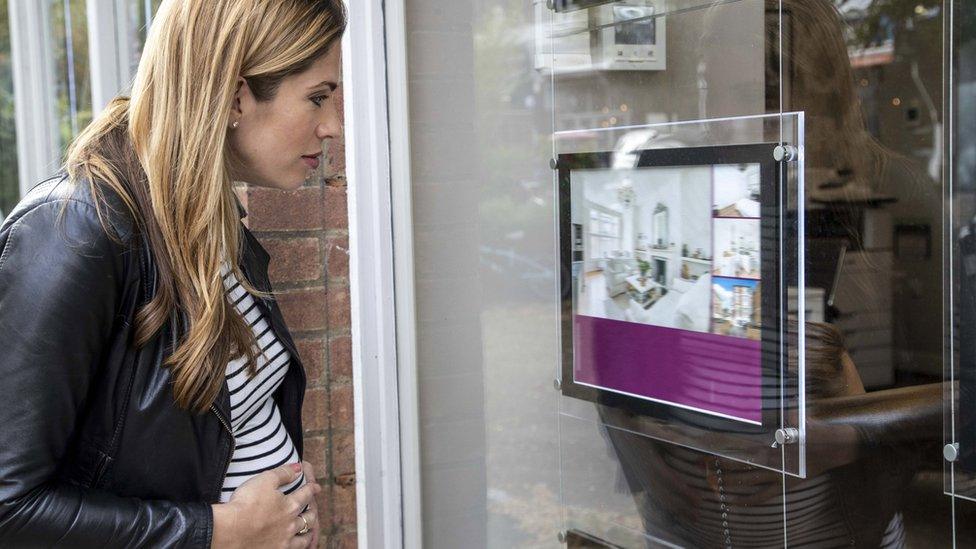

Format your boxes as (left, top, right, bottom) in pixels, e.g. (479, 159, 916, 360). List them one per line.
(0, 176, 306, 548)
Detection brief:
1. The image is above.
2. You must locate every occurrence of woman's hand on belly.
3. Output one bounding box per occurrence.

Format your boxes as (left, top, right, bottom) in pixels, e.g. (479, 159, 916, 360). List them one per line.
(299, 460, 322, 548)
(212, 462, 322, 549)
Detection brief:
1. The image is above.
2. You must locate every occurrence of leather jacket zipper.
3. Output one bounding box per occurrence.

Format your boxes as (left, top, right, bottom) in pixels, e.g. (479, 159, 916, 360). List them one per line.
(91, 452, 112, 488)
(210, 403, 236, 491)
(170, 308, 236, 499)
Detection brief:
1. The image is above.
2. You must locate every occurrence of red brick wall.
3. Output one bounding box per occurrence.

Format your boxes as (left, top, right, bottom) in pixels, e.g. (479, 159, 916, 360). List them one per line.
(236, 86, 356, 548)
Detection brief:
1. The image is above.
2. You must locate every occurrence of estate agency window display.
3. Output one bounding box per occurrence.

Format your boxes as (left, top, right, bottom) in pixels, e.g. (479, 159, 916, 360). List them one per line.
(557, 113, 808, 475)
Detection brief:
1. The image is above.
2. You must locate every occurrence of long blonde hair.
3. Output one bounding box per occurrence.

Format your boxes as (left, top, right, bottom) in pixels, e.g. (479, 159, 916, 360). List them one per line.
(63, 0, 346, 412)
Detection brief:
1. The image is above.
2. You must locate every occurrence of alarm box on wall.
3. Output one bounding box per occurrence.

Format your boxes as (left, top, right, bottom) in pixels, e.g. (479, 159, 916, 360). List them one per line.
(535, 0, 666, 73)
(590, 1, 666, 71)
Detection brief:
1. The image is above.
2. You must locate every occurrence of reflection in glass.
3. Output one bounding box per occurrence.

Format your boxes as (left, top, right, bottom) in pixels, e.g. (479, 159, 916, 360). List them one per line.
(0, 0, 18, 221)
(403, 0, 974, 545)
(126, 0, 164, 78)
(599, 0, 953, 546)
(612, 6, 656, 46)
(49, 0, 91, 153)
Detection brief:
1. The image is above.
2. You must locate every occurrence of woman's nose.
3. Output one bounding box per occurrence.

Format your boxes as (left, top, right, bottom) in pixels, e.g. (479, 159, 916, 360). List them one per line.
(316, 103, 342, 140)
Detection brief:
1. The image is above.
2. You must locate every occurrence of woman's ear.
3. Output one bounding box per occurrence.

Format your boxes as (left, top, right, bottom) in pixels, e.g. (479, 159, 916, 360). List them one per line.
(230, 77, 250, 123)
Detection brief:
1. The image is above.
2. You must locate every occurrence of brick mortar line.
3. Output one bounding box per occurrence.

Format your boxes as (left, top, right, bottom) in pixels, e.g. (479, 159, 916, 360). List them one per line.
(288, 329, 329, 339)
(271, 281, 329, 291)
(247, 228, 336, 236)
(325, 392, 338, 535)
(268, 282, 344, 293)
(322, 283, 340, 536)
(251, 229, 328, 239)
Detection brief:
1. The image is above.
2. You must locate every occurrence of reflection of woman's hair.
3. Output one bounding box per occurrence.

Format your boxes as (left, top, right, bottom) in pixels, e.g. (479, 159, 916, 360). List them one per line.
(62, 0, 346, 412)
(765, 0, 899, 198)
(797, 320, 849, 398)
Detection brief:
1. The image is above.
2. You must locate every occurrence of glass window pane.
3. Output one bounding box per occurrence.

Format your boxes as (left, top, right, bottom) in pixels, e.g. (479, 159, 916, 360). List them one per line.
(49, 0, 91, 153)
(402, 0, 967, 545)
(126, 0, 164, 78)
(0, 0, 18, 221)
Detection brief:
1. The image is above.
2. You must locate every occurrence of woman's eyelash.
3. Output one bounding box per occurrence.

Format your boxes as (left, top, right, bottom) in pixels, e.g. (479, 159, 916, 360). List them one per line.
(311, 94, 329, 107)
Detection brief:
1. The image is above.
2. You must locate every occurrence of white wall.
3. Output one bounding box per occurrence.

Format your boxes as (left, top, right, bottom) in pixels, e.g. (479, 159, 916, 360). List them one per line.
(680, 168, 712, 257)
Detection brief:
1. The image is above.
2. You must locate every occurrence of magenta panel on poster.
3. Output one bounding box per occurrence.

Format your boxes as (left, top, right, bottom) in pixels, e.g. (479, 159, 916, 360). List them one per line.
(573, 314, 763, 423)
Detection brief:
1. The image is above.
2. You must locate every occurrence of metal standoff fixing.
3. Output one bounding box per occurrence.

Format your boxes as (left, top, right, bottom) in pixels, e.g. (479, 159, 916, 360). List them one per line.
(553, 378, 562, 391)
(944, 443, 960, 462)
(772, 427, 799, 448)
(772, 144, 797, 162)
(556, 530, 567, 543)
(550, 158, 558, 170)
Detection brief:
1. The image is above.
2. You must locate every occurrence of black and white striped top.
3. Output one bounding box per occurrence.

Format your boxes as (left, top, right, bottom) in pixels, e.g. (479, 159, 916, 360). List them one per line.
(219, 262, 305, 502)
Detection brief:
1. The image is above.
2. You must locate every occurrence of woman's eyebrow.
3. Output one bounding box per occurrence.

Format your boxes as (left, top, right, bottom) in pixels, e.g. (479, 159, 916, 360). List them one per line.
(309, 80, 338, 91)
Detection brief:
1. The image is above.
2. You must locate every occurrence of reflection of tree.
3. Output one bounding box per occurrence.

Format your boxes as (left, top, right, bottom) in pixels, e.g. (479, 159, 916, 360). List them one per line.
(50, 0, 93, 154)
(475, 2, 555, 269)
(0, 0, 162, 218)
(837, 0, 942, 51)
(0, 0, 95, 217)
(0, 0, 19, 216)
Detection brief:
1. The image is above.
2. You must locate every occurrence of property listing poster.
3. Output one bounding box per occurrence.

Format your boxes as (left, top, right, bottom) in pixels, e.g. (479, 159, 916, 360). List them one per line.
(572, 163, 764, 424)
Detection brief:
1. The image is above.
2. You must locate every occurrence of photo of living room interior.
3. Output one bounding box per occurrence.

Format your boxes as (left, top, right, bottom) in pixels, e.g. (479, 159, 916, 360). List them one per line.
(574, 162, 764, 340)
(574, 165, 713, 332)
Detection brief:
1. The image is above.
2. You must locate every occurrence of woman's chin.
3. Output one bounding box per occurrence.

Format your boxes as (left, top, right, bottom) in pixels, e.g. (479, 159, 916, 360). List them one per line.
(236, 170, 308, 191)
(262, 177, 306, 191)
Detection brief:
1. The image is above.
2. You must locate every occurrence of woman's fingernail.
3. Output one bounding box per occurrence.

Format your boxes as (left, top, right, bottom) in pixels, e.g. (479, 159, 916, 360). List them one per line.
(291, 463, 302, 473)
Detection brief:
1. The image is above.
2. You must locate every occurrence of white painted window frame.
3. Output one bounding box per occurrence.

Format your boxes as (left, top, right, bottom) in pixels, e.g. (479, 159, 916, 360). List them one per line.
(345, 0, 419, 546)
(384, 0, 423, 545)
(87, 0, 134, 113)
(8, 0, 60, 196)
(8, 0, 133, 197)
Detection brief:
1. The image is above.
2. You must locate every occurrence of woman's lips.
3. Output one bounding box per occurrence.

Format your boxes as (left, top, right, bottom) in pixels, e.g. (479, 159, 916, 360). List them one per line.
(302, 155, 321, 169)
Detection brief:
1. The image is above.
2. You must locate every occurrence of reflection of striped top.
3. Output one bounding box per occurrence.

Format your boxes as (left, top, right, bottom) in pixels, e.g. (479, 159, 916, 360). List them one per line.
(219, 262, 305, 502)
(606, 425, 906, 548)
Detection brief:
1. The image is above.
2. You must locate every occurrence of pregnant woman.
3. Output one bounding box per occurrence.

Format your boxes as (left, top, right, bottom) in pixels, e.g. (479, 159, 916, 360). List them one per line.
(0, 1, 344, 547)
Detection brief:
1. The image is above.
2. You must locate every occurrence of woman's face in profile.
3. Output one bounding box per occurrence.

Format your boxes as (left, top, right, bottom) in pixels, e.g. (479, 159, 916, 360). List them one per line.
(228, 45, 342, 190)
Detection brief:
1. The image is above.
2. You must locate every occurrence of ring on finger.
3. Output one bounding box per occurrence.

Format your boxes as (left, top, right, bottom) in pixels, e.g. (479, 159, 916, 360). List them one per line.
(297, 513, 310, 536)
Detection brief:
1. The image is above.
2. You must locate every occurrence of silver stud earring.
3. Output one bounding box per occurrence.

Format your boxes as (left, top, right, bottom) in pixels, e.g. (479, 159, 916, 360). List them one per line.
(231, 120, 240, 129)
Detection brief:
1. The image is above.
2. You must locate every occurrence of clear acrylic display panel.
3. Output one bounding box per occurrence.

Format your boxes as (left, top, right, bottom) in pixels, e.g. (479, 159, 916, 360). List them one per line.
(548, 10, 806, 546)
(546, 5, 807, 546)
(946, 0, 976, 503)
(556, 112, 806, 480)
